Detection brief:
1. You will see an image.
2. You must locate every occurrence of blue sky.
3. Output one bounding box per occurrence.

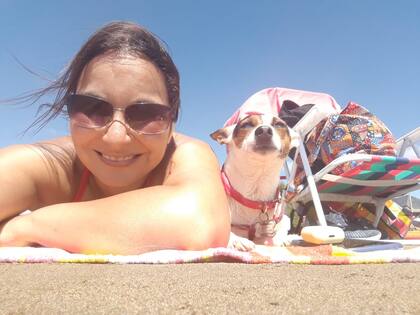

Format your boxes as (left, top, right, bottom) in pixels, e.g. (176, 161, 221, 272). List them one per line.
(0, 0, 419, 165)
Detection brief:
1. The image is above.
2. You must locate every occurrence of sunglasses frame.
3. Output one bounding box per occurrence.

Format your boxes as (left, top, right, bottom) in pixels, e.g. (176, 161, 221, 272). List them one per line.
(66, 94, 175, 135)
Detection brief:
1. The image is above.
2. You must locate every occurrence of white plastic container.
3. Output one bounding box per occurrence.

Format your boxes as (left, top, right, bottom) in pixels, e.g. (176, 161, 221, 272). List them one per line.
(301, 226, 345, 244)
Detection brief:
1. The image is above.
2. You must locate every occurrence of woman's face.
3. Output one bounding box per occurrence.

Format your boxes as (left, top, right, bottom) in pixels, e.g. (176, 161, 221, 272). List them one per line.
(71, 54, 172, 195)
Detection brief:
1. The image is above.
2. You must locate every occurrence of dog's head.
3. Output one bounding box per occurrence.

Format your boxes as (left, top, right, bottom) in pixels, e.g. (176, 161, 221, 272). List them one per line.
(211, 113, 298, 160)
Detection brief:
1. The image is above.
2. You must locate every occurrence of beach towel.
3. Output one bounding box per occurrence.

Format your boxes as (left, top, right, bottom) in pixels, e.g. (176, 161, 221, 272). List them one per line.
(1, 242, 420, 264)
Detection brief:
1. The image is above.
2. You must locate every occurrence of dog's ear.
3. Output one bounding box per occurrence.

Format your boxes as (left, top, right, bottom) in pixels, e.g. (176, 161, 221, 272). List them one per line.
(210, 125, 235, 145)
(288, 128, 300, 148)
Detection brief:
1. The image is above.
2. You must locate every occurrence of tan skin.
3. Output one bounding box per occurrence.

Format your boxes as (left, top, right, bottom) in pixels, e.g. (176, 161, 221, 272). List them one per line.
(0, 55, 230, 254)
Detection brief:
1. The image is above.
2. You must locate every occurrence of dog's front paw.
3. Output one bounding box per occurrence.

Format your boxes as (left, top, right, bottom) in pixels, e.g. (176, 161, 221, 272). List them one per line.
(253, 216, 291, 247)
(252, 236, 276, 246)
(228, 232, 255, 251)
(274, 215, 291, 246)
(253, 234, 289, 247)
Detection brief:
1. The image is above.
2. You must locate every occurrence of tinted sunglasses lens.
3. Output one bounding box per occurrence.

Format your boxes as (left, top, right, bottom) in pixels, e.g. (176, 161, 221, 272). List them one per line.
(125, 104, 172, 134)
(67, 95, 113, 128)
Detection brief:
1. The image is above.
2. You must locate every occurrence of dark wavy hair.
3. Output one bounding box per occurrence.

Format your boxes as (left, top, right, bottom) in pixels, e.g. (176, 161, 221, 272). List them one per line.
(17, 21, 180, 133)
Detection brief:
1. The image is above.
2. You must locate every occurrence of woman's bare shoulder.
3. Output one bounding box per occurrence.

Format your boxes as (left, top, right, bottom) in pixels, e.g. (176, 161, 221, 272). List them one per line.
(0, 136, 78, 206)
(164, 133, 221, 185)
(0, 136, 74, 165)
(173, 132, 204, 145)
(173, 133, 218, 163)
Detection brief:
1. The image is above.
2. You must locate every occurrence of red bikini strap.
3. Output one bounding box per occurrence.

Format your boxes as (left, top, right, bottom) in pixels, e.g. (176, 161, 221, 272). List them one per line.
(73, 167, 90, 202)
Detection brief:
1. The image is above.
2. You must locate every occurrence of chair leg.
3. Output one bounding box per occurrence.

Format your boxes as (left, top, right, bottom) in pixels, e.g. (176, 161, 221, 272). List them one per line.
(298, 143, 327, 226)
(373, 200, 386, 227)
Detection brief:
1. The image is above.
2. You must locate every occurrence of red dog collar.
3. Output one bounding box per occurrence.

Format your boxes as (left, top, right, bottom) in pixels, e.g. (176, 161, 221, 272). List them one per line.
(220, 167, 282, 215)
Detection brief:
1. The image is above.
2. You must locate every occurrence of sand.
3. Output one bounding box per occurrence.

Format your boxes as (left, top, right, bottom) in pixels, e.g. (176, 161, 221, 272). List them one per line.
(1, 263, 420, 314)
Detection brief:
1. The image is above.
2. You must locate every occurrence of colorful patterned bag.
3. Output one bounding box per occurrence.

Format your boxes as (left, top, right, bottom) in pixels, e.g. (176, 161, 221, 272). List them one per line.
(294, 102, 396, 186)
(312, 102, 395, 172)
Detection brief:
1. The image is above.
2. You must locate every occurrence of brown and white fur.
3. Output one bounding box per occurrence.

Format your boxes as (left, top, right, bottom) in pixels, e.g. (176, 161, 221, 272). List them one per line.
(211, 114, 296, 251)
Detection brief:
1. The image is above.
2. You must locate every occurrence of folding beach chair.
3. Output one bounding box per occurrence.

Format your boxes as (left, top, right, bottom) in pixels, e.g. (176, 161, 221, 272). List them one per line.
(282, 103, 420, 230)
(396, 127, 420, 158)
(394, 128, 420, 231)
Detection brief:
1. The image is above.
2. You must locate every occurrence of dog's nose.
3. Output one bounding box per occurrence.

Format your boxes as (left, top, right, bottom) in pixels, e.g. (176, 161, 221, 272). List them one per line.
(255, 126, 273, 139)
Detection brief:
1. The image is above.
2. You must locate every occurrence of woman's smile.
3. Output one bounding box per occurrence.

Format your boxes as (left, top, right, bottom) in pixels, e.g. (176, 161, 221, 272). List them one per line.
(95, 150, 142, 167)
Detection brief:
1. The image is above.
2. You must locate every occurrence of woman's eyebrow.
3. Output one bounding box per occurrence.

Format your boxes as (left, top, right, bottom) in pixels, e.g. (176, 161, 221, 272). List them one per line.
(75, 92, 169, 107)
(132, 97, 170, 106)
(77, 91, 107, 101)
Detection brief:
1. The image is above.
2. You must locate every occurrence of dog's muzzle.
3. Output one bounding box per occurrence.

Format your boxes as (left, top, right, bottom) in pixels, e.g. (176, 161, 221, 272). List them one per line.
(254, 126, 277, 152)
(255, 126, 273, 142)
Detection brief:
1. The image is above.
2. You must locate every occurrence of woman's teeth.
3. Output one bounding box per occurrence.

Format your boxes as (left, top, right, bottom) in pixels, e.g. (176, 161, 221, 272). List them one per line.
(101, 154, 136, 161)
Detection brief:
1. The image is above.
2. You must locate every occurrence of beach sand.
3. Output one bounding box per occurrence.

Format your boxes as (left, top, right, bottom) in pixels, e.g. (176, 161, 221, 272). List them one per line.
(1, 263, 420, 314)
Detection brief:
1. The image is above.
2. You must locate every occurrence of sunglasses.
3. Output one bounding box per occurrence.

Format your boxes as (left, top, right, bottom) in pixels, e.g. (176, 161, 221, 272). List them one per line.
(66, 94, 174, 134)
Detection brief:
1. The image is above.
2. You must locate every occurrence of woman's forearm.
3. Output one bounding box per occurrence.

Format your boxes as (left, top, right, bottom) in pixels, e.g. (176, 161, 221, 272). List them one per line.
(0, 184, 230, 254)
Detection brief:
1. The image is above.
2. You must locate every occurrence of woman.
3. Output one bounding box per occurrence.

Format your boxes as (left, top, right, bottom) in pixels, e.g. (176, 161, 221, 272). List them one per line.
(0, 21, 230, 254)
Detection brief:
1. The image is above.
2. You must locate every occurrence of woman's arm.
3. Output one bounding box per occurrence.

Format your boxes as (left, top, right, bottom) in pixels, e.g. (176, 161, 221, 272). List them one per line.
(0, 145, 39, 221)
(0, 139, 230, 254)
(0, 140, 73, 222)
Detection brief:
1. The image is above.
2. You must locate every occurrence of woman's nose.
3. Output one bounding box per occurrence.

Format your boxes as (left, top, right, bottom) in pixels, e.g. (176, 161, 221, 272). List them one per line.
(102, 112, 131, 144)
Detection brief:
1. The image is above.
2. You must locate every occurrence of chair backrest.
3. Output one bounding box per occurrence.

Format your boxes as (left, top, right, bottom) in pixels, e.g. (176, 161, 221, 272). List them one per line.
(223, 87, 341, 131)
(396, 127, 420, 158)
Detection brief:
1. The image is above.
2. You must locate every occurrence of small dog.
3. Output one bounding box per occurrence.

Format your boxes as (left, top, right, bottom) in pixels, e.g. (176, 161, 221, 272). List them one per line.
(211, 113, 296, 251)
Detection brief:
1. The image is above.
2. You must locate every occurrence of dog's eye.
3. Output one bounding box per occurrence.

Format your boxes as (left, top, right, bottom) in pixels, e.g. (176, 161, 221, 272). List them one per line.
(273, 121, 286, 128)
(240, 122, 254, 129)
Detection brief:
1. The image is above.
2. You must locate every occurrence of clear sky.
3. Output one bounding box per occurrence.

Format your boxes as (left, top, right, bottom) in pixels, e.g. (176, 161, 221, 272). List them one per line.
(1, 0, 419, 165)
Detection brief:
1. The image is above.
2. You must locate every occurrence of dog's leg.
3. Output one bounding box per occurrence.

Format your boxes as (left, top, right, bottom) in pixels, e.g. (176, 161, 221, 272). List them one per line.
(228, 232, 256, 251)
(272, 215, 291, 246)
(253, 215, 291, 246)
